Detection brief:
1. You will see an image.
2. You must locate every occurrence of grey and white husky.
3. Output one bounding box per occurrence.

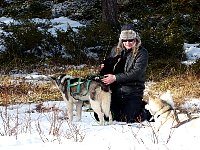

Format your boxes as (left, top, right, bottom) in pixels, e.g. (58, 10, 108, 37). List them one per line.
(50, 74, 112, 125)
(145, 90, 192, 131)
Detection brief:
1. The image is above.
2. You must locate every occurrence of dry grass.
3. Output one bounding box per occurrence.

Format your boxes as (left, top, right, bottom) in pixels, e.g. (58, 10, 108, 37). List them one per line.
(63, 66, 98, 78)
(148, 72, 200, 106)
(0, 76, 61, 105)
(0, 66, 199, 106)
(0, 66, 98, 105)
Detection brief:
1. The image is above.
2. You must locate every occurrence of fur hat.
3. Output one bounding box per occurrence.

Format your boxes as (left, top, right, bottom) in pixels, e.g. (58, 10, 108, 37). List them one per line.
(120, 30, 137, 40)
(117, 24, 141, 49)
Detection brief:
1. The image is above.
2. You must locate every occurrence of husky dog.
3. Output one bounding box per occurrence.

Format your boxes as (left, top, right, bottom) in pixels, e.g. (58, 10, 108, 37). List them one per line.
(50, 74, 112, 125)
(145, 90, 192, 131)
(145, 95, 179, 130)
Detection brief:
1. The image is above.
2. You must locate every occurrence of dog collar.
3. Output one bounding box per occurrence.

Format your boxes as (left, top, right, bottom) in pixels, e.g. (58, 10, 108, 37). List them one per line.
(155, 107, 173, 119)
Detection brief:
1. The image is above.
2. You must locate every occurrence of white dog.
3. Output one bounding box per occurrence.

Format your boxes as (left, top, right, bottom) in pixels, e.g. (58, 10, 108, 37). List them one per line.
(145, 90, 192, 131)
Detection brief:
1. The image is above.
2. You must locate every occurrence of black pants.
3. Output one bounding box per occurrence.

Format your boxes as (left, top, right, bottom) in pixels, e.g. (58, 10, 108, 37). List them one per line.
(94, 94, 152, 123)
(111, 95, 143, 123)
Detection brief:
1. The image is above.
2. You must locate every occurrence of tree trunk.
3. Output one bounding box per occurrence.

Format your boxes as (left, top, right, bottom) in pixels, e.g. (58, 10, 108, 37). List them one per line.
(101, 0, 119, 27)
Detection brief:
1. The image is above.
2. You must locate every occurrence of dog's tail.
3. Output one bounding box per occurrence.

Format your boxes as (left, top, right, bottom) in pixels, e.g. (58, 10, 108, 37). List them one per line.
(160, 90, 175, 108)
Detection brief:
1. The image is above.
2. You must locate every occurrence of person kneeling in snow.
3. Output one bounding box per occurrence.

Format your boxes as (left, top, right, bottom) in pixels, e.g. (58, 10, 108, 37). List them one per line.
(94, 24, 152, 123)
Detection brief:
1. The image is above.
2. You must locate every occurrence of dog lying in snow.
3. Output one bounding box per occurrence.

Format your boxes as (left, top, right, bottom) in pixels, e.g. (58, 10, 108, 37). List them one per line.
(145, 90, 193, 131)
(50, 74, 112, 125)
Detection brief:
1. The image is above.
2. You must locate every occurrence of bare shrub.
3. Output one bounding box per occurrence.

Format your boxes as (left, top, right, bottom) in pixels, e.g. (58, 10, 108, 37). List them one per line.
(64, 122, 85, 142)
(34, 106, 85, 143)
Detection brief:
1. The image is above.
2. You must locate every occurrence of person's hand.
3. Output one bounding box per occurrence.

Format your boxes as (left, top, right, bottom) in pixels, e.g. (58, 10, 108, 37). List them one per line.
(101, 74, 116, 85)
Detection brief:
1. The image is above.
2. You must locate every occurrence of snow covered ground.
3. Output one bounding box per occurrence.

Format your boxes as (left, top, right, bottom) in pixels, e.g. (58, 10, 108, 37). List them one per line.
(0, 72, 200, 150)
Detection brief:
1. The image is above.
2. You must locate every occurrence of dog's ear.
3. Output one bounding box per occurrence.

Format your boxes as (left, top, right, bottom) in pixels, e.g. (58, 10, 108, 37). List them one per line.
(48, 73, 66, 80)
(143, 95, 149, 102)
(144, 91, 157, 103)
(48, 75, 56, 80)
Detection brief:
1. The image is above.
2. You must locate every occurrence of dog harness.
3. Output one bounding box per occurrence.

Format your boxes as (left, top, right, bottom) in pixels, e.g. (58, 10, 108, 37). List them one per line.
(67, 78, 91, 97)
(66, 75, 107, 99)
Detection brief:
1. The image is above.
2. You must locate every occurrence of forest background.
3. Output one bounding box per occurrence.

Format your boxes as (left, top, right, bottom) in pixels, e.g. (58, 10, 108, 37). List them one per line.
(0, 0, 199, 106)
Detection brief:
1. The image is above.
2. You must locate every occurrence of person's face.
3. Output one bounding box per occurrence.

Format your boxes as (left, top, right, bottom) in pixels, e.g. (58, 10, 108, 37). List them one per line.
(122, 39, 136, 49)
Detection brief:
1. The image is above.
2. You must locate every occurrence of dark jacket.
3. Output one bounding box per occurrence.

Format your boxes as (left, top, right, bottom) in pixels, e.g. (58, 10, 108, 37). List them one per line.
(109, 46, 148, 97)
